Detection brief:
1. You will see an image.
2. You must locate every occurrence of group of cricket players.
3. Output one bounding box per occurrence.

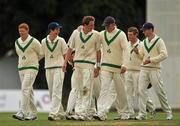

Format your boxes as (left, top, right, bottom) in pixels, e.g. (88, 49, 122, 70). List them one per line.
(12, 15, 173, 121)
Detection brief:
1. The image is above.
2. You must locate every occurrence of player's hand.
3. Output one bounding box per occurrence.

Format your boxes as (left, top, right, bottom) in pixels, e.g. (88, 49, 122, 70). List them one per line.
(62, 62, 67, 72)
(94, 67, 100, 77)
(133, 47, 139, 54)
(143, 59, 151, 65)
(120, 66, 127, 74)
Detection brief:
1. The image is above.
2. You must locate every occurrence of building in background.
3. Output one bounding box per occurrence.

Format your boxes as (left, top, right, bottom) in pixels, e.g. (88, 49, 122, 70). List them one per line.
(147, 0, 180, 108)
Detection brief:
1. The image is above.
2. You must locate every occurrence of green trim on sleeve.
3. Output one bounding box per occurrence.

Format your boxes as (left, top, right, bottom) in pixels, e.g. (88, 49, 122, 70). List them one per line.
(101, 63, 121, 68)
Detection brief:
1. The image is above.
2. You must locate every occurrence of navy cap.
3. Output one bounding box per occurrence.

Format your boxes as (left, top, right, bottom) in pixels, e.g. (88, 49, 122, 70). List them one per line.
(102, 16, 115, 27)
(48, 22, 62, 30)
(140, 22, 154, 31)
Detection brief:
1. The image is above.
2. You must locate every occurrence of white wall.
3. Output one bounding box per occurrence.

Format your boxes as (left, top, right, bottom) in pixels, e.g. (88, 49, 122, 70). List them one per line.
(147, 0, 180, 108)
(0, 57, 20, 89)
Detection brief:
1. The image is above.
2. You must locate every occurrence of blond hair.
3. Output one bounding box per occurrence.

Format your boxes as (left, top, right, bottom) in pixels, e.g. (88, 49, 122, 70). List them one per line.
(18, 23, 29, 31)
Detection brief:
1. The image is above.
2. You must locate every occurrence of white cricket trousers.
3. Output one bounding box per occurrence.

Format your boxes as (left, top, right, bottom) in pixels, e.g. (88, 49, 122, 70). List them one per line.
(46, 68, 64, 116)
(19, 69, 38, 116)
(66, 71, 77, 114)
(72, 67, 95, 116)
(125, 70, 155, 116)
(66, 75, 99, 115)
(97, 71, 129, 116)
(138, 68, 172, 116)
(66, 74, 116, 115)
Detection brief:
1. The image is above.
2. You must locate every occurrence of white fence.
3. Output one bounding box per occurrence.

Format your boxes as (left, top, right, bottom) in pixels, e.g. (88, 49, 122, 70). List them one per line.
(0, 90, 50, 112)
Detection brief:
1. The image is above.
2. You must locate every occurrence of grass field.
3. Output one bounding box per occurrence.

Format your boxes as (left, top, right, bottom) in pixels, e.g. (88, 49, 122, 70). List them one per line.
(0, 112, 180, 126)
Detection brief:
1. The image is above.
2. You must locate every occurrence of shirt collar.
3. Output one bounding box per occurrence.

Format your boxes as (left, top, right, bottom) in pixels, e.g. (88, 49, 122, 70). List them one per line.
(47, 35, 59, 43)
(19, 35, 31, 43)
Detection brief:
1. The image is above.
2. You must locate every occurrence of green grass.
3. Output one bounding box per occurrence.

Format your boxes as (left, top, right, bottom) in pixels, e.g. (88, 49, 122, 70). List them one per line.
(0, 112, 180, 126)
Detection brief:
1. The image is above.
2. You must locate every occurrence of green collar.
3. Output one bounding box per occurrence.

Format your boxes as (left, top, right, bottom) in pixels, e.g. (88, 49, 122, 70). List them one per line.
(45, 38, 58, 52)
(15, 37, 34, 52)
(104, 30, 121, 46)
(144, 37, 160, 53)
(79, 31, 93, 43)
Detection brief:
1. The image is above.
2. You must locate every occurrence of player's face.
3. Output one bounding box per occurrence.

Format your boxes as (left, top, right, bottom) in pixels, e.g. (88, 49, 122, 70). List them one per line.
(143, 29, 153, 37)
(51, 28, 60, 36)
(105, 23, 115, 32)
(18, 28, 29, 38)
(84, 21, 94, 32)
(128, 32, 137, 42)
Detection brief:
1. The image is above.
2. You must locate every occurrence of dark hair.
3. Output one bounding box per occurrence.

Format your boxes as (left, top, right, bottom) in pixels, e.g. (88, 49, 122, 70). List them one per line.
(128, 27, 139, 36)
(82, 16, 95, 25)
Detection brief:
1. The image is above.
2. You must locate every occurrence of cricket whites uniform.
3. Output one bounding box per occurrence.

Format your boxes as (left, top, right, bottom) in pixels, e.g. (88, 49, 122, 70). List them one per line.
(41, 35, 67, 118)
(126, 40, 155, 117)
(96, 28, 130, 120)
(138, 34, 172, 118)
(15, 35, 41, 117)
(68, 29, 101, 118)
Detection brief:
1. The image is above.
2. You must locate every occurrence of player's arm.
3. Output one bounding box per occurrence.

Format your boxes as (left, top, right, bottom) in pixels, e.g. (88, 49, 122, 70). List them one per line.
(61, 38, 68, 59)
(33, 39, 44, 61)
(149, 39, 168, 63)
(94, 33, 102, 77)
(63, 48, 73, 72)
(134, 42, 144, 60)
(38, 40, 45, 61)
(120, 32, 129, 73)
(63, 30, 76, 72)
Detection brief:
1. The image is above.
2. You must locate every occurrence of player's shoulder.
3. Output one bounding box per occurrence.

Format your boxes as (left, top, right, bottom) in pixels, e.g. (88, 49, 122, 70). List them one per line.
(72, 29, 79, 34)
(100, 30, 105, 35)
(92, 30, 101, 37)
(57, 36, 66, 43)
(117, 28, 125, 36)
(41, 37, 46, 43)
(92, 29, 100, 34)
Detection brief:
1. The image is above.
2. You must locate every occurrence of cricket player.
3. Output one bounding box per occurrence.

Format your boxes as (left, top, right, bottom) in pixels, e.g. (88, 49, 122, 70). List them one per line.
(12, 23, 42, 121)
(120, 27, 155, 119)
(93, 16, 130, 121)
(136, 22, 173, 120)
(41, 22, 67, 121)
(63, 16, 101, 120)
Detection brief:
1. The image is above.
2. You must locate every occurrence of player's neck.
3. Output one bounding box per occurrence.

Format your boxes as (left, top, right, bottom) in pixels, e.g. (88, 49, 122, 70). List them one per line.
(49, 34, 57, 42)
(83, 28, 91, 34)
(148, 33, 155, 42)
(130, 38, 138, 45)
(21, 35, 28, 42)
(107, 27, 115, 33)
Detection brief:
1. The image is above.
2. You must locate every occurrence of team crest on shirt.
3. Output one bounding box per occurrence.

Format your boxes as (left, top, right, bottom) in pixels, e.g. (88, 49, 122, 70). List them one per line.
(107, 49, 111, 53)
(50, 55, 54, 58)
(81, 45, 85, 49)
(22, 56, 26, 60)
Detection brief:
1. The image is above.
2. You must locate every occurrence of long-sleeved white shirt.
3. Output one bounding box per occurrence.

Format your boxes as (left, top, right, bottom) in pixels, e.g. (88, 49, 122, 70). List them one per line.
(100, 28, 129, 73)
(140, 34, 168, 69)
(15, 35, 42, 71)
